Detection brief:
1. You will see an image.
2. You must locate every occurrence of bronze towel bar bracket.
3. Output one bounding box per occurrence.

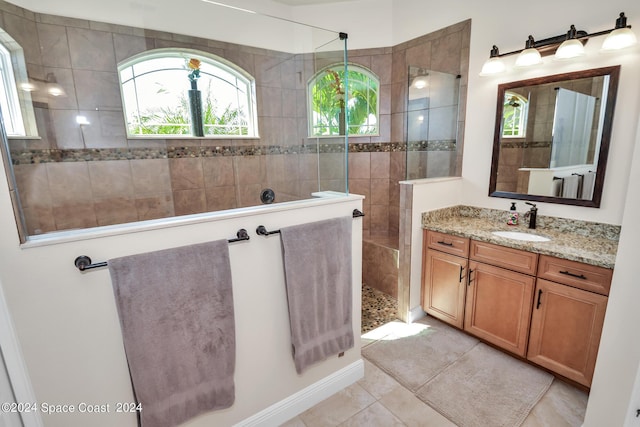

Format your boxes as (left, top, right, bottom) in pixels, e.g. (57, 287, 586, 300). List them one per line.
(74, 228, 250, 272)
(256, 209, 365, 236)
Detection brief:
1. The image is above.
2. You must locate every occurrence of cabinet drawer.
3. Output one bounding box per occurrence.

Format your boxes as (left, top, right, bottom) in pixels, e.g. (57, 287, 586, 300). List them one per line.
(470, 240, 538, 275)
(537, 255, 612, 296)
(425, 230, 470, 257)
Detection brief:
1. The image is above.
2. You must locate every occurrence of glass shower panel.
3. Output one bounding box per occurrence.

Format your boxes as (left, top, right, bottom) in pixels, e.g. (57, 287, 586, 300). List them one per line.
(313, 34, 349, 195)
(0, 2, 348, 242)
(406, 67, 461, 180)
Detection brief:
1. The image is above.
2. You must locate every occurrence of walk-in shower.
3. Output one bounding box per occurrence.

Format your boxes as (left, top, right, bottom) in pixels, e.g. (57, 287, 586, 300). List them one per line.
(0, 3, 349, 242)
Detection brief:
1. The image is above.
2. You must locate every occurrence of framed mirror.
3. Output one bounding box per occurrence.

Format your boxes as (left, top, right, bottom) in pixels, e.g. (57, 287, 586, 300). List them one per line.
(488, 66, 620, 207)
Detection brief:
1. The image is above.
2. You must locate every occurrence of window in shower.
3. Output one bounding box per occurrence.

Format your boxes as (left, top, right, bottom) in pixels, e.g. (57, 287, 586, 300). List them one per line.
(119, 49, 257, 137)
(502, 92, 529, 138)
(0, 32, 37, 138)
(308, 64, 379, 136)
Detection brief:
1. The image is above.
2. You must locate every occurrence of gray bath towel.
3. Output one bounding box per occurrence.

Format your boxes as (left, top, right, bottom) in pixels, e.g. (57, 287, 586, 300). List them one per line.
(108, 240, 235, 427)
(280, 217, 354, 374)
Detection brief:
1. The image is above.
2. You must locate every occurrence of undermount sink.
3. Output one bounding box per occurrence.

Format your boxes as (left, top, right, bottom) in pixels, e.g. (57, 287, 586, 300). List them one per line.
(492, 231, 551, 242)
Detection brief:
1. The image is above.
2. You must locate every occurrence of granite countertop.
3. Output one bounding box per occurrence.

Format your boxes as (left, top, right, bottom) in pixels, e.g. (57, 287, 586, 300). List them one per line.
(422, 206, 620, 269)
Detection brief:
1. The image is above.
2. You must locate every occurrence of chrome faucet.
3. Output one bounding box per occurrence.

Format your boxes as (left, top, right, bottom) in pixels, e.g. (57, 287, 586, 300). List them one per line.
(525, 202, 537, 229)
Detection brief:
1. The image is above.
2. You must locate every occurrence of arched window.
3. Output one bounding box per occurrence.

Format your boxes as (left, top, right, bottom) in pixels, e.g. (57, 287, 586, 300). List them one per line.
(309, 64, 379, 136)
(119, 49, 257, 137)
(502, 91, 529, 138)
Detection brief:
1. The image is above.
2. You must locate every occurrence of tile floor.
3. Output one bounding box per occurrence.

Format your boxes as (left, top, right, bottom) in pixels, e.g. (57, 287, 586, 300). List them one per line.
(282, 286, 589, 427)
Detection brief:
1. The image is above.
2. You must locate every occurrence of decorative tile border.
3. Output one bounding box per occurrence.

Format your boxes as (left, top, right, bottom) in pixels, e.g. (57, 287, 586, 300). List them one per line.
(500, 140, 552, 149)
(10, 140, 457, 165)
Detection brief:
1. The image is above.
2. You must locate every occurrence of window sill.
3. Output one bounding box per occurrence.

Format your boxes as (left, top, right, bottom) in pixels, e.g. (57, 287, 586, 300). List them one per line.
(126, 134, 259, 140)
(7, 135, 41, 140)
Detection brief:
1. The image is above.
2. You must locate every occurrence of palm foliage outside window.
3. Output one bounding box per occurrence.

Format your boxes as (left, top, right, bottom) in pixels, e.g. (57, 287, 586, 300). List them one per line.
(502, 92, 529, 138)
(119, 49, 257, 137)
(309, 64, 379, 136)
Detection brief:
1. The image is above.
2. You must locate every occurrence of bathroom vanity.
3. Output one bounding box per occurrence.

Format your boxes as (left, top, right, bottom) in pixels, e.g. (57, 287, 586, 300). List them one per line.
(421, 206, 618, 388)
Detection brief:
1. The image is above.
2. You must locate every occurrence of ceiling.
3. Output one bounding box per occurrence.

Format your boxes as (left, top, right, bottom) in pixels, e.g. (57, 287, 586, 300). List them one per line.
(272, 0, 357, 5)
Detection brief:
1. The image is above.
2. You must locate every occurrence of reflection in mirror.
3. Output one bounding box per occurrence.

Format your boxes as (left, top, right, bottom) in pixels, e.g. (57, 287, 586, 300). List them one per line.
(489, 66, 620, 207)
(406, 66, 461, 179)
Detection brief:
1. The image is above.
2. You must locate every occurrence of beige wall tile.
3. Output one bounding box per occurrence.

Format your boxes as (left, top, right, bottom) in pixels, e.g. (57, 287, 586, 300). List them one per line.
(21, 206, 56, 235)
(348, 152, 371, 179)
(130, 159, 171, 196)
(202, 157, 235, 188)
(67, 27, 116, 71)
(173, 189, 206, 216)
(371, 204, 390, 234)
(73, 70, 121, 110)
(50, 109, 83, 149)
(94, 197, 137, 226)
(3, 12, 41, 65)
(169, 157, 204, 190)
(80, 110, 127, 148)
(52, 202, 97, 230)
(113, 33, 156, 63)
(236, 183, 262, 208)
(46, 162, 94, 204)
(42, 67, 78, 110)
(205, 186, 237, 212)
(371, 152, 390, 179)
(371, 178, 390, 206)
(36, 23, 71, 68)
(135, 194, 174, 220)
(88, 160, 133, 199)
(13, 163, 52, 208)
(234, 156, 266, 185)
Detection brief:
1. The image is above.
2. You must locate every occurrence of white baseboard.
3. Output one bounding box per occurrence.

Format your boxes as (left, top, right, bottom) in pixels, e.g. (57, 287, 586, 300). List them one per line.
(235, 359, 364, 427)
(409, 305, 426, 323)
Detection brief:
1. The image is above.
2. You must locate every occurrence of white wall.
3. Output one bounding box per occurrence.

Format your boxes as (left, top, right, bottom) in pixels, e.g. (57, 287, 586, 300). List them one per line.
(584, 100, 640, 426)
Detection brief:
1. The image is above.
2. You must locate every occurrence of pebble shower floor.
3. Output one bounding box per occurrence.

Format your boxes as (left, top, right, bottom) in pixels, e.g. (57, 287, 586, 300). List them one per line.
(361, 284, 398, 334)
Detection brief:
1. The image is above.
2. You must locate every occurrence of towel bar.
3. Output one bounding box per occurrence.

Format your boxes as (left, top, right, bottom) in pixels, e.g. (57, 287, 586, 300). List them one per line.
(74, 228, 250, 272)
(256, 209, 365, 236)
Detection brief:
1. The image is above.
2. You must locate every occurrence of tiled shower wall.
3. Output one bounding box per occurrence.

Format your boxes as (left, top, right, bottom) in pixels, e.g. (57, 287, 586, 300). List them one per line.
(1, 0, 338, 235)
(1, 0, 469, 237)
(351, 20, 470, 241)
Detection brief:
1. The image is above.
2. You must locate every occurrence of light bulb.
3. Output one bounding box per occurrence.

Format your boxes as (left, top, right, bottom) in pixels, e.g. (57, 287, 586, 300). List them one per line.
(515, 48, 542, 67)
(602, 27, 638, 50)
(555, 39, 585, 59)
(480, 57, 506, 76)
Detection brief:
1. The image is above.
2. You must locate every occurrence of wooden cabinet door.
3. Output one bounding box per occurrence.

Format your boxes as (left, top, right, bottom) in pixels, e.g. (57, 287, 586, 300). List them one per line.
(527, 279, 608, 387)
(422, 250, 468, 328)
(464, 261, 535, 357)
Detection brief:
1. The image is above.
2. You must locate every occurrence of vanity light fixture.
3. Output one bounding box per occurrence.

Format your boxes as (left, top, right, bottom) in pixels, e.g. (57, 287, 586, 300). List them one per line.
(480, 11, 636, 75)
(515, 36, 543, 67)
(602, 12, 638, 50)
(480, 46, 507, 76)
(555, 25, 586, 59)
